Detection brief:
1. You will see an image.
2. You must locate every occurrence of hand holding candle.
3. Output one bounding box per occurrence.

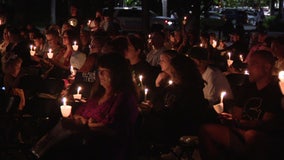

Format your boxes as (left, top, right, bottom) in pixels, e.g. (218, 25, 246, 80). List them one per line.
(144, 88, 149, 102)
(212, 40, 217, 48)
(213, 91, 226, 114)
(239, 54, 244, 62)
(60, 97, 72, 118)
(227, 52, 233, 67)
(70, 65, 76, 76)
(30, 45, 36, 56)
(139, 75, 143, 87)
(73, 86, 82, 100)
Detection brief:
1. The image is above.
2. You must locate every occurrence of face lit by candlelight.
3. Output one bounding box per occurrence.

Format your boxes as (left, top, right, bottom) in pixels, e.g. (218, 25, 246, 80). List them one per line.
(124, 42, 138, 61)
(98, 67, 111, 89)
(247, 52, 272, 82)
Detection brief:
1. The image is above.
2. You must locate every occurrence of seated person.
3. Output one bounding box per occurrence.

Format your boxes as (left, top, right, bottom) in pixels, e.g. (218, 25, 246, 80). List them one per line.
(3, 55, 25, 111)
(141, 54, 217, 148)
(189, 46, 234, 106)
(64, 29, 109, 100)
(199, 50, 284, 160)
(123, 34, 159, 102)
(31, 53, 139, 160)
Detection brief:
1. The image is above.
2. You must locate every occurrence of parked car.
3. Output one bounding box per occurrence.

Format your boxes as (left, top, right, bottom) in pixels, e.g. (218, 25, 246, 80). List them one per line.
(246, 10, 257, 25)
(103, 6, 179, 33)
(221, 8, 248, 24)
(200, 11, 225, 20)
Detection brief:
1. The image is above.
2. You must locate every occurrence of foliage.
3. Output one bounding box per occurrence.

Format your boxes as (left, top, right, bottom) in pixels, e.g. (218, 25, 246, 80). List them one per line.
(263, 15, 284, 32)
(216, 0, 270, 7)
(125, 0, 141, 6)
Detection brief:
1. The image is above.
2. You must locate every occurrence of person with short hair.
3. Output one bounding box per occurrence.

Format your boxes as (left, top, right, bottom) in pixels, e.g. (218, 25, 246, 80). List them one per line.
(199, 50, 284, 160)
(190, 46, 233, 106)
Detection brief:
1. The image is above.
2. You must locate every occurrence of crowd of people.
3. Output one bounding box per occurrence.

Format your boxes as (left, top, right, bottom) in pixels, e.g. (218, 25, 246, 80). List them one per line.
(0, 3, 284, 160)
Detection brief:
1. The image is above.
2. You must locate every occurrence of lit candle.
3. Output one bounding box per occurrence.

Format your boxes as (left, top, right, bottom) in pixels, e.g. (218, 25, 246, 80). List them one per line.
(60, 97, 72, 118)
(73, 86, 82, 100)
(278, 71, 284, 95)
(72, 41, 78, 51)
(87, 20, 91, 26)
(239, 54, 244, 62)
(200, 43, 203, 47)
(77, 86, 81, 94)
(244, 70, 249, 75)
(144, 88, 149, 102)
(30, 45, 36, 56)
(220, 91, 226, 104)
(139, 75, 143, 87)
(168, 80, 173, 85)
(62, 97, 67, 106)
(212, 40, 217, 48)
(70, 66, 76, 76)
(213, 91, 226, 114)
(47, 48, 53, 59)
(227, 52, 233, 66)
(182, 16, 187, 25)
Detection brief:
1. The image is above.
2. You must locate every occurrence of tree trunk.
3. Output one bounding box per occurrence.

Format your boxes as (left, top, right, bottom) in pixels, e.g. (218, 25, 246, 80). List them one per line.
(271, 0, 275, 16)
(142, 0, 150, 34)
(279, 0, 283, 19)
(189, 0, 201, 45)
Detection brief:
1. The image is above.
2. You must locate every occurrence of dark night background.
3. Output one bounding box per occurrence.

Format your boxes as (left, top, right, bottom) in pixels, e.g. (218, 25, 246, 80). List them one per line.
(0, 0, 192, 28)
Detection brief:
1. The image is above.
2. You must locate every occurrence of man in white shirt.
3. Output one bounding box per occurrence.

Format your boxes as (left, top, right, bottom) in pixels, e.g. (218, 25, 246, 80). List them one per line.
(190, 46, 233, 106)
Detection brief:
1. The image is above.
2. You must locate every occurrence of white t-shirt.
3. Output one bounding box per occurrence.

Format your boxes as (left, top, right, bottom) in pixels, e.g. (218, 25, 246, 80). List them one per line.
(202, 66, 234, 105)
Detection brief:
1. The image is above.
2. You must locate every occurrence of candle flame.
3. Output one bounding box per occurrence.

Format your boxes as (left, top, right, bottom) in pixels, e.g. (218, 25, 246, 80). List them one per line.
(239, 54, 244, 62)
(228, 52, 231, 60)
(220, 91, 226, 104)
(77, 86, 81, 94)
(279, 71, 284, 82)
(144, 88, 148, 94)
(62, 97, 67, 106)
(139, 75, 143, 82)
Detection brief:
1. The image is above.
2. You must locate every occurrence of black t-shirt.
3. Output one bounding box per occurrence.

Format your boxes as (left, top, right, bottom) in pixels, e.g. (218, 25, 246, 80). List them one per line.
(235, 79, 283, 120)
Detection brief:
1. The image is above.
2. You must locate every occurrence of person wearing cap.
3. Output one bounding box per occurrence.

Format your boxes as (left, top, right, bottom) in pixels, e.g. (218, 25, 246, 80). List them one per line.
(190, 46, 233, 106)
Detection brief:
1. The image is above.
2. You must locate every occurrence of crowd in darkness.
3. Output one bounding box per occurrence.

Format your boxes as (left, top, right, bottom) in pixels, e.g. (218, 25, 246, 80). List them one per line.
(0, 2, 284, 160)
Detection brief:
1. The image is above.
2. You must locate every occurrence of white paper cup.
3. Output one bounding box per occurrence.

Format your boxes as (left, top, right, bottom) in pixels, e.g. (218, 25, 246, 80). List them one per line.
(73, 94, 82, 100)
(47, 52, 54, 59)
(213, 103, 224, 114)
(60, 105, 72, 117)
(227, 59, 233, 67)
